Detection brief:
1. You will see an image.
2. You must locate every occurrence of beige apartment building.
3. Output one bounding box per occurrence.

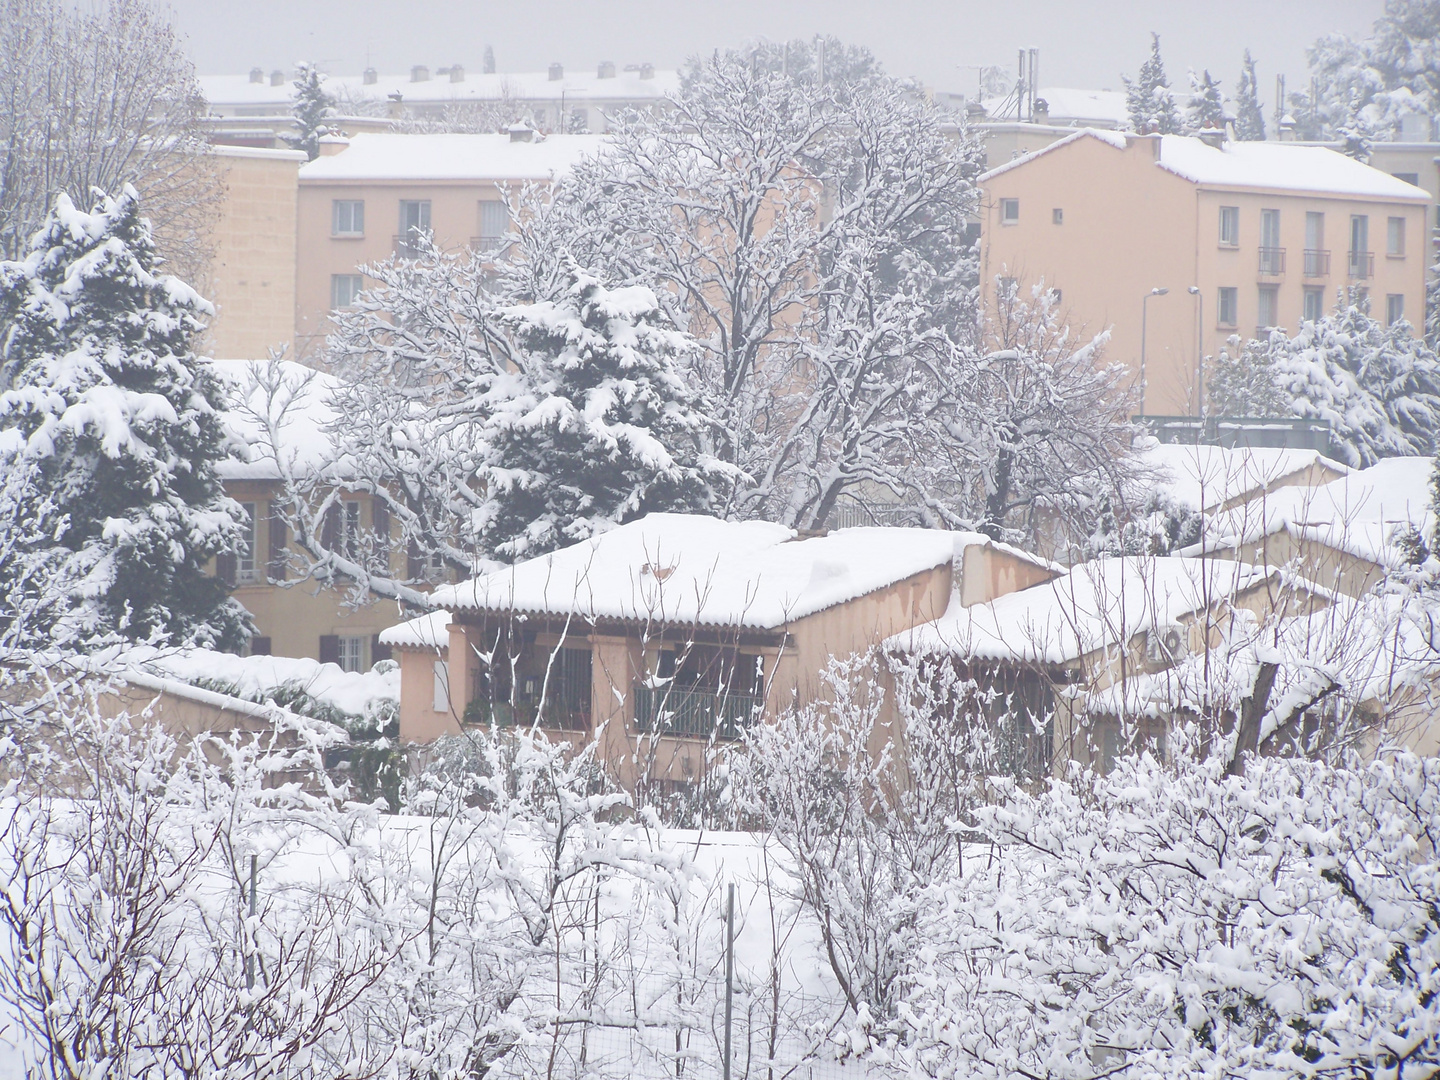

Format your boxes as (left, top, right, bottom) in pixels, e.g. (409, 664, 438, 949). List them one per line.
(980, 130, 1430, 416)
(293, 131, 604, 358)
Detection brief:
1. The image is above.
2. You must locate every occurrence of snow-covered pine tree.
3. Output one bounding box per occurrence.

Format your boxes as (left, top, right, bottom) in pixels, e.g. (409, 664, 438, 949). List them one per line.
(1234, 49, 1267, 140)
(1274, 294, 1440, 466)
(1186, 69, 1227, 133)
(1206, 333, 1294, 418)
(286, 61, 336, 161)
(1124, 33, 1182, 134)
(1428, 260, 1440, 350)
(1337, 90, 1376, 161)
(0, 186, 249, 648)
(477, 268, 734, 560)
(1307, 0, 1440, 141)
(483, 45, 496, 74)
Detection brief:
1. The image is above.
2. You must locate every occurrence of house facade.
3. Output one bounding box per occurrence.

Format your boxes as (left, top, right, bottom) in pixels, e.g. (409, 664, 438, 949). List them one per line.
(980, 131, 1431, 416)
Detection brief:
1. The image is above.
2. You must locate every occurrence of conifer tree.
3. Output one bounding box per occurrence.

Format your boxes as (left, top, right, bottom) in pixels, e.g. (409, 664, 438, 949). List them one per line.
(1124, 33, 1182, 134)
(286, 61, 336, 161)
(477, 268, 736, 560)
(1206, 334, 1293, 418)
(1186, 69, 1227, 133)
(1427, 261, 1440, 350)
(1234, 49, 1267, 140)
(0, 186, 249, 648)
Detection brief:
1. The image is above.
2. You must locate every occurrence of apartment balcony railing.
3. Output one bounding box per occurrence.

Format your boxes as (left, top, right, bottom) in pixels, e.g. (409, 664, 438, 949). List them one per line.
(1348, 250, 1375, 279)
(633, 684, 762, 741)
(1257, 246, 1286, 276)
(1302, 249, 1331, 278)
(469, 235, 508, 253)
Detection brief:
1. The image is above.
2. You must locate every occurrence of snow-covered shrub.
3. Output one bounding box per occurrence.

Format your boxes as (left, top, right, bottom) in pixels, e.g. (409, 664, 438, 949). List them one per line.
(1205, 332, 1293, 418)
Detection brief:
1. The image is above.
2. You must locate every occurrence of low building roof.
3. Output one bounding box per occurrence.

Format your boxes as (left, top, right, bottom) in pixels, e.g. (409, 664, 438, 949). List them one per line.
(888, 555, 1274, 665)
(978, 86, 1129, 127)
(1138, 443, 1348, 513)
(430, 514, 1002, 630)
(980, 128, 1431, 202)
(298, 132, 606, 182)
(379, 610, 454, 650)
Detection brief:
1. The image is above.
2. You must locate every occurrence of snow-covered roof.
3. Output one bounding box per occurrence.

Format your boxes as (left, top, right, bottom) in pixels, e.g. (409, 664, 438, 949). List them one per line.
(298, 132, 606, 182)
(379, 610, 454, 650)
(888, 556, 1275, 665)
(980, 128, 1432, 201)
(430, 514, 983, 630)
(1138, 444, 1348, 513)
(212, 358, 343, 481)
(200, 70, 679, 112)
(978, 87, 1129, 127)
(1198, 455, 1437, 569)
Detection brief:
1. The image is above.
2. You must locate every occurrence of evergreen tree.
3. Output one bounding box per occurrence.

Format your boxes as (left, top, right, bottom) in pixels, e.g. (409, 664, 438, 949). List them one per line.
(1337, 90, 1376, 161)
(286, 61, 335, 161)
(1186, 69, 1228, 133)
(1427, 261, 1440, 350)
(1429, 449, 1440, 551)
(1123, 33, 1182, 134)
(1206, 334, 1293, 417)
(0, 186, 249, 648)
(483, 45, 496, 74)
(477, 268, 736, 560)
(1234, 49, 1267, 140)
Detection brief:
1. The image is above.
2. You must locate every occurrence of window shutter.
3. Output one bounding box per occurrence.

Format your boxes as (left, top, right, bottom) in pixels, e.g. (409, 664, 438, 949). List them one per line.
(249, 636, 272, 656)
(322, 504, 340, 551)
(268, 503, 287, 580)
(319, 635, 340, 665)
(217, 551, 238, 587)
(371, 634, 392, 663)
(372, 502, 390, 572)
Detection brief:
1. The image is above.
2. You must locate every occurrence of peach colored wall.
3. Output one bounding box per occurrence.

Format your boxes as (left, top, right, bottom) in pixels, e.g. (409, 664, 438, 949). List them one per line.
(959, 544, 1060, 607)
(982, 134, 1430, 417)
(398, 642, 453, 742)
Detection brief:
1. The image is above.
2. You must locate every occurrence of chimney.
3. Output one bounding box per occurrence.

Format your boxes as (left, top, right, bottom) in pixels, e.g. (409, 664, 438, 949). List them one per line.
(249, 67, 264, 84)
(362, 67, 378, 85)
(317, 134, 350, 157)
(1197, 127, 1225, 149)
(269, 69, 285, 86)
(1032, 97, 1049, 123)
(449, 64, 465, 82)
(597, 60, 616, 79)
(411, 65, 430, 83)
(548, 62, 564, 81)
(508, 121, 535, 143)
(639, 62, 655, 80)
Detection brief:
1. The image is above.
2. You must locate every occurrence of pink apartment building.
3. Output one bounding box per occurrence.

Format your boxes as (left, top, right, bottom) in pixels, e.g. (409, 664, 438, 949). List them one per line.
(980, 130, 1430, 416)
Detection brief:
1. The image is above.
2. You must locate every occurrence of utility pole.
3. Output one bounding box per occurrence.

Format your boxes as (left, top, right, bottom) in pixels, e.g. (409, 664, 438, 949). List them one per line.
(723, 883, 735, 1080)
(246, 853, 257, 991)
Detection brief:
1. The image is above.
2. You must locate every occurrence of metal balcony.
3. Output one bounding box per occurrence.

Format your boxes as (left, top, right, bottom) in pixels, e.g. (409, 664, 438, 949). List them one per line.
(1348, 250, 1375, 279)
(1257, 246, 1286, 276)
(1302, 249, 1330, 278)
(633, 684, 761, 741)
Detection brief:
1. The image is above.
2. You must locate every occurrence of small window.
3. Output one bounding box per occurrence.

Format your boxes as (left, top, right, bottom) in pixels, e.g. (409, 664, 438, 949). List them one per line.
(478, 200, 510, 249)
(1219, 206, 1240, 246)
(1303, 287, 1325, 323)
(1048, 287, 1062, 305)
(338, 636, 365, 673)
(1257, 285, 1279, 330)
(398, 199, 432, 256)
(343, 500, 361, 559)
(237, 502, 259, 583)
(997, 276, 1018, 302)
(331, 199, 364, 236)
(1052, 207, 1063, 225)
(1000, 198, 1019, 224)
(1387, 293, 1406, 326)
(1387, 216, 1406, 256)
(331, 274, 363, 309)
(1217, 287, 1238, 327)
(433, 659, 450, 713)
(1393, 172, 1420, 186)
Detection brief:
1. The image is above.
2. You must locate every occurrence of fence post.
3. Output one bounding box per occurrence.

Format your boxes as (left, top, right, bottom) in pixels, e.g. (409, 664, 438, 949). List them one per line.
(724, 882, 735, 1080)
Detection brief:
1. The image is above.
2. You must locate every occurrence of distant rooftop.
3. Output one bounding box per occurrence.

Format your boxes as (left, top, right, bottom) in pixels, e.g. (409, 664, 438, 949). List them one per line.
(297, 132, 607, 182)
(975, 86, 1129, 128)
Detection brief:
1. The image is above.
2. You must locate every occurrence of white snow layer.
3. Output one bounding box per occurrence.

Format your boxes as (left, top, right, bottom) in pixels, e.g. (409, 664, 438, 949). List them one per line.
(378, 609, 454, 650)
(1139, 443, 1348, 513)
(298, 133, 606, 182)
(211, 357, 345, 480)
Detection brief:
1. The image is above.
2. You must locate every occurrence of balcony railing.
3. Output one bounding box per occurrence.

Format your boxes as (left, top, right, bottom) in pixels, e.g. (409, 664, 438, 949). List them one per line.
(1302, 249, 1331, 277)
(1257, 246, 1286, 275)
(469, 235, 508, 254)
(633, 684, 761, 741)
(1348, 250, 1375, 278)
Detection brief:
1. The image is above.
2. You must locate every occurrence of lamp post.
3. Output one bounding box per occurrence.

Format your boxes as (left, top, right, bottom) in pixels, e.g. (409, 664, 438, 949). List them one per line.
(1189, 285, 1203, 417)
(1139, 287, 1169, 416)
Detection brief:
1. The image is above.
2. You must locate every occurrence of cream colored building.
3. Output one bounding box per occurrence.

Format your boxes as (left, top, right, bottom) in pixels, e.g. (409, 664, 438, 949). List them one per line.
(203, 145, 306, 360)
(980, 130, 1431, 416)
(292, 131, 604, 359)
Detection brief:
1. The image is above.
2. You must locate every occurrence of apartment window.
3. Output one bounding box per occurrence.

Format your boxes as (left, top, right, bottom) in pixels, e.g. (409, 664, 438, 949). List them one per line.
(1349, 214, 1371, 278)
(1387, 293, 1406, 326)
(331, 199, 364, 236)
(1218, 205, 1240, 246)
(1387, 216, 1406, 257)
(344, 500, 361, 559)
(1259, 208, 1282, 274)
(338, 635, 365, 674)
(398, 199, 432, 255)
(477, 200, 509, 249)
(1257, 284, 1279, 331)
(237, 502, 259, 583)
(1052, 207, 1064, 225)
(1393, 171, 1420, 186)
(1303, 212, 1328, 277)
(1000, 198, 1019, 224)
(1303, 286, 1325, 323)
(330, 274, 363, 309)
(1217, 286, 1238, 327)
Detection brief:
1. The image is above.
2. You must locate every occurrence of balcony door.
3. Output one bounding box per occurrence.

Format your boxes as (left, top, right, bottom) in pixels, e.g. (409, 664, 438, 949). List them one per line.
(398, 199, 431, 256)
(1259, 209, 1282, 274)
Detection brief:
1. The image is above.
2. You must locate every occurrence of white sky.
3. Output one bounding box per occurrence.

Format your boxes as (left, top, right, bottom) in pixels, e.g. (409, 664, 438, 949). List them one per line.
(171, 0, 1378, 105)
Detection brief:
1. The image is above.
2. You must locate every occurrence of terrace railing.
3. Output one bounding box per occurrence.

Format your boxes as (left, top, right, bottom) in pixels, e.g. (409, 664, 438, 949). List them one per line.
(633, 684, 762, 741)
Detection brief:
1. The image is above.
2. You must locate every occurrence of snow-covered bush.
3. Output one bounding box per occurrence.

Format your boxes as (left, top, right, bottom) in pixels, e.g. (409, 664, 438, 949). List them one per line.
(1205, 332, 1294, 418)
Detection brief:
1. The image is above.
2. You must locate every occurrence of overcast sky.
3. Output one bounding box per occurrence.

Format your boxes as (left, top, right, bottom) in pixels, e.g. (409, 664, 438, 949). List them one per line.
(171, 0, 1378, 103)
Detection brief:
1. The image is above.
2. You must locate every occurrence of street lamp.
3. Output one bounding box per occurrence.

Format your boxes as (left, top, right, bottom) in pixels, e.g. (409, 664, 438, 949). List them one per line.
(1189, 285, 1203, 417)
(1139, 287, 1169, 416)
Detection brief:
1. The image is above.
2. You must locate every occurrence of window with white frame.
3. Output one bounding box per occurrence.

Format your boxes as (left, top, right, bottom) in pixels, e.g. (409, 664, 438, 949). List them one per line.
(1303, 287, 1325, 323)
(1387, 293, 1406, 325)
(332, 199, 364, 236)
(1257, 285, 1279, 330)
(338, 635, 365, 673)
(1217, 286, 1238, 327)
(1388, 216, 1406, 256)
(1000, 198, 1019, 224)
(478, 200, 509, 249)
(1219, 206, 1239, 246)
(237, 502, 259, 582)
(331, 274, 363, 309)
